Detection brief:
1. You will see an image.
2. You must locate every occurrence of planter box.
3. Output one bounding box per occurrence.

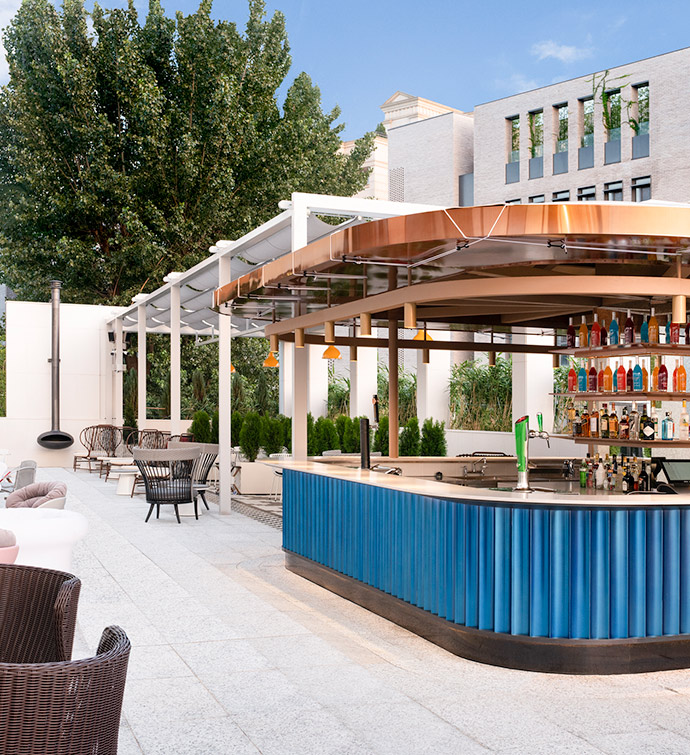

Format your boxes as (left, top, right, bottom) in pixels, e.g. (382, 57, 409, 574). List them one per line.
(238, 461, 279, 495)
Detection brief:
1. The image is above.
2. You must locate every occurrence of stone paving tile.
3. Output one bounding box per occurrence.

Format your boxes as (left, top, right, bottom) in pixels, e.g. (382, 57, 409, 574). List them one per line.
(43, 467, 690, 755)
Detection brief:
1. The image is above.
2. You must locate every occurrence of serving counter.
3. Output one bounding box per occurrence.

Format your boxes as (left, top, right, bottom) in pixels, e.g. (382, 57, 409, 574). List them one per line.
(270, 459, 690, 674)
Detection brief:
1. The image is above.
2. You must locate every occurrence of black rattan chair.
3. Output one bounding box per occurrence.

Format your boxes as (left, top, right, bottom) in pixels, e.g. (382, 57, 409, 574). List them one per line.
(0, 625, 130, 755)
(169, 441, 218, 510)
(133, 447, 201, 523)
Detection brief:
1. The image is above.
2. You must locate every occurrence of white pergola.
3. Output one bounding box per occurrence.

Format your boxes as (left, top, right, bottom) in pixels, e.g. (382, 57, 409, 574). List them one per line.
(107, 193, 446, 513)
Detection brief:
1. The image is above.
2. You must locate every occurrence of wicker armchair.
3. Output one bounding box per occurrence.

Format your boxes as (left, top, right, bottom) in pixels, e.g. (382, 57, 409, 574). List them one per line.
(169, 442, 219, 510)
(0, 625, 130, 755)
(134, 447, 201, 523)
(0, 564, 81, 664)
(73, 425, 100, 471)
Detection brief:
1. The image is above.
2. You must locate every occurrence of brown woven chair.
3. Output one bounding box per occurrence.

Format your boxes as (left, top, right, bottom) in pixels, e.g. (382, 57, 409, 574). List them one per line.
(0, 625, 130, 755)
(73, 425, 100, 471)
(134, 446, 201, 523)
(0, 564, 81, 664)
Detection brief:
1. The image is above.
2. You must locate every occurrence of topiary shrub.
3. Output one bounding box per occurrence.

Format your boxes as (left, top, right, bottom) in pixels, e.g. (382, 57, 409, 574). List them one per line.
(335, 415, 349, 450)
(261, 415, 284, 456)
(231, 411, 243, 448)
(420, 418, 447, 457)
(399, 417, 420, 456)
(307, 413, 318, 456)
(211, 410, 220, 444)
(279, 415, 292, 452)
(372, 416, 389, 454)
(239, 412, 262, 462)
(314, 416, 339, 455)
(342, 416, 360, 453)
(189, 410, 212, 443)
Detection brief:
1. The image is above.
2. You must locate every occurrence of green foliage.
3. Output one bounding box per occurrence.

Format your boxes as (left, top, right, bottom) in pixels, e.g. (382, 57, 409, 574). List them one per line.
(334, 414, 349, 448)
(239, 412, 262, 462)
(314, 416, 339, 455)
(0, 0, 374, 305)
(261, 415, 283, 456)
(399, 417, 420, 456)
(342, 416, 363, 453)
(553, 361, 572, 434)
(231, 372, 250, 415)
(377, 364, 417, 425)
(420, 418, 447, 457)
(328, 374, 350, 419)
(232, 337, 278, 414)
(231, 410, 244, 448)
(372, 416, 389, 454)
(254, 368, 277, 416)
(211, 410, 219, 444)
(192, 370, 209, 406)
(306, 412, 317, 455)
(189, 410, 211, 443)
(279, 415, 291, 453)
(449, 357, 512, 432)
(123, 368, 137, 430)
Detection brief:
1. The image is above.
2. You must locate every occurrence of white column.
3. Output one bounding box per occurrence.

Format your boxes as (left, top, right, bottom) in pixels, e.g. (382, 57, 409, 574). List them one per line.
(350, 332, 378, 421)
(512, 328, 554, 431)
(114, 318, 124, 426)
(417, 331, 451, 425)
(451, 329, 474, 366)
(137, 304, 147, 429)
(308, 344, 329, 417)
(218, 256, 232, 514)
(279, 340, 294, 416)
(170, 285, 181, 434)
(293, 339, 308, 459)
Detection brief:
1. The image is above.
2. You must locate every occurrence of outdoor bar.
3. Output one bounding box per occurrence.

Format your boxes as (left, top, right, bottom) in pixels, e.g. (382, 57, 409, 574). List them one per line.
(216, 203, 690, 674)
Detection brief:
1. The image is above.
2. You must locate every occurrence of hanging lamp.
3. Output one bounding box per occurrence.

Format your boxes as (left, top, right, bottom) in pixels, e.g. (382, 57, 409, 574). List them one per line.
(231, 363, 236, 373)
(413, 326, 433, 341)
(323, 345, 341, 360)
(263, 352, 279, 368)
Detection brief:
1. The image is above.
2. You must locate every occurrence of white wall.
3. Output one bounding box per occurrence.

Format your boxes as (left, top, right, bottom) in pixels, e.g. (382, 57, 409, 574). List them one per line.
(0, 300, 123, 466)
(445, 429, 579, 458)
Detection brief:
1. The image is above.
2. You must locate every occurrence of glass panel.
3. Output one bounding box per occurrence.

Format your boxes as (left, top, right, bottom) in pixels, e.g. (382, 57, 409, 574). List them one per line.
(605, 90, 621, 141)
(637, 84, 650, 135)
(529, 111, 543, 159)
(556, 105, 568, 152)
(509, 118, 520, 162)
(582, 98, 594, 147)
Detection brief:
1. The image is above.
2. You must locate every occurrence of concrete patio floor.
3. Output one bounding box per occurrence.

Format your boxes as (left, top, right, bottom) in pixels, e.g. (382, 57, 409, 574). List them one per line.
(49, 467, 690, 754)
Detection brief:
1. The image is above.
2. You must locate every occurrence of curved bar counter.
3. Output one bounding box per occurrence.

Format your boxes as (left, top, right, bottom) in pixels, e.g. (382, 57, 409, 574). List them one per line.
(275, 461, 690, 674)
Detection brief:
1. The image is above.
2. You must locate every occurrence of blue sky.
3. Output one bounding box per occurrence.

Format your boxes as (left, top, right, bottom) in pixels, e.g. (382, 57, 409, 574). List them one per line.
(1, 0, 689, 139)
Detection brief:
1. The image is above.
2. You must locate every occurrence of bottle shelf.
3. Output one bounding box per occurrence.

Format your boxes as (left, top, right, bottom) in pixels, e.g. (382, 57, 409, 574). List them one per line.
(553, 392, 690, 401)
(554, 344, 690, 358)
(568, 437, 690, 448)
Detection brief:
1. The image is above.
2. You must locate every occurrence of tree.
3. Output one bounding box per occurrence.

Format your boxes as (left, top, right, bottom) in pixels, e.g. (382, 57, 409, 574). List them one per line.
(399, 417, 420, 456)
(0, 0, 374, 304)
(420, 418, 447, 457)
(189, 410, 211, 442)
(239, 411, 262, 462)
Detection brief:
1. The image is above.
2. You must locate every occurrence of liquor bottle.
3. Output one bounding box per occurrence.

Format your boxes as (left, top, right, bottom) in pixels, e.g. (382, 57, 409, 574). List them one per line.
(567, 317, 576, 349)
(685, 316, 690, 347)
(624, 309, 635, 345)
(580, 456, 587, 487)
(626, 360, 634, 392)
(590, 313, 601, 348)
(659, 357, 668, 391)
(609, 403, 619, 438)
(666, 317, 671, 344)
(613, 360, 619, 392)
(617, 362, 626, 392)
(568, 364, 577, 392)
(630, 402, 640, 440)
(622, 463, 635, 493)
(649, 308, 659, 344)
(573, 409, 582, 437)
(671, 319, 681, 344)
(651, 405, 659, 439)
(601, 320, 608, 347)
(678, 360, 687, 392)
(588, 360, 597, 392)
(590, 405, 599, 438)
(603, 362, 613, 392)
(609, 313, 620, 346)
(632, 456, 640, 490)
(673, 359, 679, 392)
(578, 362, 588, 392)
(581, 407, 590, 437)
(633, 358, 643, 391)
(652, 357, 659, 391)
(640, 314, 649, 343)
(597, 362, 605, 391)
(638, 463, 650, 492)
(662, 411, 675, 440)
(619, 406, 629, 439)
(642, 359, 649, 391)
(587, 456, 594, 489)
(579, 315, 589, 348)
(595, 458, 606, 489)
(681, 401, 690, 440)
(600, 403, 609, 438)
(567, 401, 575, 434)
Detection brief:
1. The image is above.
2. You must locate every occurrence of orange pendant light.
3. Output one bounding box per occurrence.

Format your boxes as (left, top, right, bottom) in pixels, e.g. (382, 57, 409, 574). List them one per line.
(322, 345, 341, 360)
(263, 352, 279, 367)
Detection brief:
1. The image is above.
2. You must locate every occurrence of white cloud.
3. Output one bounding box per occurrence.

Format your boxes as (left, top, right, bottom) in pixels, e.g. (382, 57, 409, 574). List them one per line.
(494, 73, 540, 94)
(531, 40, 593, 64)
(0, 0, 22, 83)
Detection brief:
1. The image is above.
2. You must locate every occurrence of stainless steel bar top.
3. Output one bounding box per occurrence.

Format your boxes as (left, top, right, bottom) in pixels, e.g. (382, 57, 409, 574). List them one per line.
(262, 459, 690, 508)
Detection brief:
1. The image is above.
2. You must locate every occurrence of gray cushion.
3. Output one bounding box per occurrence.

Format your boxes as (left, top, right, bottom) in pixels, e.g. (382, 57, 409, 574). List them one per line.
(0, 528, 16, 547)
(6, 481, 67, 508)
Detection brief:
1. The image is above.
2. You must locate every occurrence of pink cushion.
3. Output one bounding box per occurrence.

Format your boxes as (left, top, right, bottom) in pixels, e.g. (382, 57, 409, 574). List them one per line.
(5, 481, 67, 509)
(0, 545, 19, 564)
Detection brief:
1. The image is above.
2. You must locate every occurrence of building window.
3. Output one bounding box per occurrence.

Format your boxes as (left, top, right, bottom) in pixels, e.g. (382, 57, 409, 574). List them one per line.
(555, 104, 568, 153)
(634, 83, 650, 135)
(604, 181, 623, 201)
(632, 176, 651, 202)
(581, 98, 594, 148)
(507, 116, 520, 163)
(604, 89, 621, 142)
(577, 186, 596, 202)
(505, 198, 522, 204)
(528, 110, 543, 158)
(552, 190, 570, 202)
(529, 195, 545, 204)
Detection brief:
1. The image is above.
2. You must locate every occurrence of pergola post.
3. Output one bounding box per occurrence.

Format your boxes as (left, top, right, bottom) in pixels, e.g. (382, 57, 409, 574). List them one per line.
(218, 255, 232, 514)
(293, 336, 309, 460)
(279, 340, 294, 416)
(137, 304, 147, 429)
(170, 284, 181, 435)
(114, 317, 124, 426)
(388, 321, 399, 457)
